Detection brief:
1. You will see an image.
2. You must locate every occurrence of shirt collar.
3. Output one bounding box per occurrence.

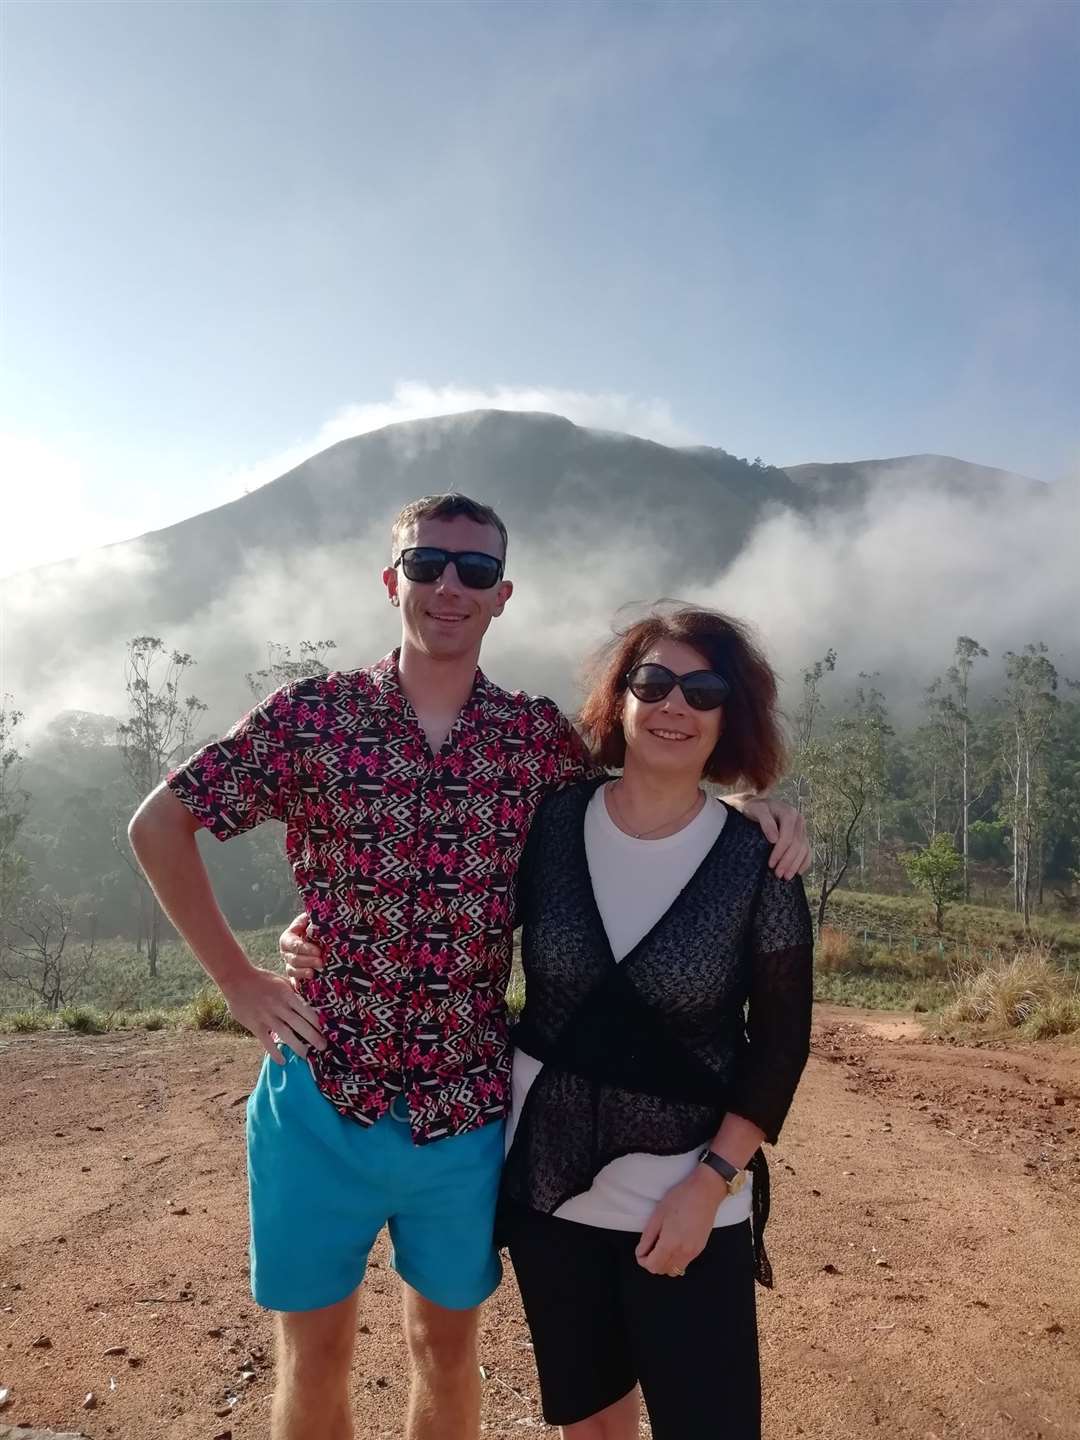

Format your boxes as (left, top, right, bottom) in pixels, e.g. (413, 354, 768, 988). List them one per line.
(365, 649, 499, 733)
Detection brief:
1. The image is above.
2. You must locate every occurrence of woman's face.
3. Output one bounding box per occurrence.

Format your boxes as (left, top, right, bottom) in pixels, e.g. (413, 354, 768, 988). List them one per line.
(620, 637, 724, 781)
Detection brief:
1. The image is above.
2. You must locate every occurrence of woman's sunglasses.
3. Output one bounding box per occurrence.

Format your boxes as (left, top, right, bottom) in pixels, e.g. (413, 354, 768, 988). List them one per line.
(393, 546, 504, 590)
(624, 663, 731, 711)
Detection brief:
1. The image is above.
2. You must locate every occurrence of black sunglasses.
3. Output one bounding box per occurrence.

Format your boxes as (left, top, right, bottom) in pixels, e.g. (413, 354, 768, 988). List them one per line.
(624, 663, 731, 711)
(393, 546, 504, 590)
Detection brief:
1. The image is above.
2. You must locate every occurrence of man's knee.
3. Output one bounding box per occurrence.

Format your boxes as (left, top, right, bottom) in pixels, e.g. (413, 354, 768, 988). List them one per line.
(276, 1292, 359, 1388)
(403, 1292, 479, 1376)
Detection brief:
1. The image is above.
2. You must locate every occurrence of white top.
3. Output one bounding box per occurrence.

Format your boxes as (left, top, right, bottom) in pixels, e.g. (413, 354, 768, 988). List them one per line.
(507, 783, 753, 1231)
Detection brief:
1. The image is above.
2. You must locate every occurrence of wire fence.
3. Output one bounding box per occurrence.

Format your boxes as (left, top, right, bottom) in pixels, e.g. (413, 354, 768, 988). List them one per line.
(817, 919, 996, 966)
(817, 917, 1078, 973)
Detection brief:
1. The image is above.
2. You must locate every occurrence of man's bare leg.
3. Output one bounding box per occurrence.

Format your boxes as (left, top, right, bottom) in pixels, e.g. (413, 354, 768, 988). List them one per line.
(271, 1289, 360, 1440)
(402, 1284, 482, 1440)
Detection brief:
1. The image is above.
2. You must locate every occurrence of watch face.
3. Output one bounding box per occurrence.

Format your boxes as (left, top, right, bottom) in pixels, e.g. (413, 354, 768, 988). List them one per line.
(728, 1170, 748, 1195)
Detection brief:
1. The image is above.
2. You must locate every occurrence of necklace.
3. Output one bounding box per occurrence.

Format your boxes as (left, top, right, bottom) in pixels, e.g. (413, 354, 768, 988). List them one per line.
(608, 781, 705, 840)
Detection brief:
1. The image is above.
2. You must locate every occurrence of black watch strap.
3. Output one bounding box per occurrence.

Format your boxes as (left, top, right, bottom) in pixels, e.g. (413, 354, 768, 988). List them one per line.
(699, 1149, 739, 1183)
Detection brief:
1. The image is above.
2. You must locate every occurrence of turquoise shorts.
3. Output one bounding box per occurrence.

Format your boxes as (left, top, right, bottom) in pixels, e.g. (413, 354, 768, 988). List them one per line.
(246, 1048, 504, 1313)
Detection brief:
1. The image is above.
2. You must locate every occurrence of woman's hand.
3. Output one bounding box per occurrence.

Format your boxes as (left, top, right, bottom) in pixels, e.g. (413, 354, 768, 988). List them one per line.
(634, 1167, 727, 1277)
(278, 911, 326, 988)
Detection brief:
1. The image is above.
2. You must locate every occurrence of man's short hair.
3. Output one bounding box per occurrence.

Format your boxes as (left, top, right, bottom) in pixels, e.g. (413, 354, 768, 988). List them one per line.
(391, 494, 510, 562)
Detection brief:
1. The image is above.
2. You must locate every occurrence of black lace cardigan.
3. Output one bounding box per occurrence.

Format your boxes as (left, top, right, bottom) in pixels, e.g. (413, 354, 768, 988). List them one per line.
(502, 776, 814, 1287)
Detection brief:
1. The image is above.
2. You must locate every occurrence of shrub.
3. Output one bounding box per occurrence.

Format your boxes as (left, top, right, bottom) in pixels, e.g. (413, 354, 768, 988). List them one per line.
(188, 988, 247, 1034)
(58, 1005, 105, 1034)
(140, 1010, 170, 1032)
(903, 834, 963, 934)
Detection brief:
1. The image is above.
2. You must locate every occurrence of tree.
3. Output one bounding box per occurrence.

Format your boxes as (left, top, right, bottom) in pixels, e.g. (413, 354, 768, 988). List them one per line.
(245, 639, 337, 701)
(911, 688, 954, 844)
(788, 649, 837, 817)
(0, 698, 32, 935)
(948, 637, 989, 900)
(801, 679, 891, 930)
(922, 637, 989, 896)
(904, 833, 963, 934)
(1042, 687, 1080, 911)
(999, 644, 1059, 926)
(0, 891, 97, 1011)
(850, 674, 891, 881)
(116, 638, 207, 974)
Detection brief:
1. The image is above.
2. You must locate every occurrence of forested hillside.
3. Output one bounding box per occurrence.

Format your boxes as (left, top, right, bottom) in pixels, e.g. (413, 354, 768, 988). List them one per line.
(2, 412, 1076, 1014)
(1, 627, 1076, 1008)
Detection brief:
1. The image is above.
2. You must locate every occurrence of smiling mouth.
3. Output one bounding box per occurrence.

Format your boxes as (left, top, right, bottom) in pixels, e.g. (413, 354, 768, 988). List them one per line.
(649, 728, 693, 742)
(428, 612, 468, 623)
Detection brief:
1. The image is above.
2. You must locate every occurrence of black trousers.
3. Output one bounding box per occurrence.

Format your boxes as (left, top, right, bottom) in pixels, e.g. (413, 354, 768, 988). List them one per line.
(505, 1203, 761, 1439)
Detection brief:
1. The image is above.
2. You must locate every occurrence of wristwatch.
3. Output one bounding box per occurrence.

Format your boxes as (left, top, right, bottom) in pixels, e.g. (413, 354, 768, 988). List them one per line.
(698, 1149, 749, 1196)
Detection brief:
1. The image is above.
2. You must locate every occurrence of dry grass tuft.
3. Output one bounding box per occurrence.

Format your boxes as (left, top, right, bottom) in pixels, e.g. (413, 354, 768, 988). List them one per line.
(816, 927, 855, 973)
(944, 944, 1079, 1036)
(187, 988, 247, 1035)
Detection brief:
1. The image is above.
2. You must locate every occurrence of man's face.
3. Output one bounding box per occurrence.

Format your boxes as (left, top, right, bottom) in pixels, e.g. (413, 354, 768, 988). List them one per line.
(383, 515, 513, 662)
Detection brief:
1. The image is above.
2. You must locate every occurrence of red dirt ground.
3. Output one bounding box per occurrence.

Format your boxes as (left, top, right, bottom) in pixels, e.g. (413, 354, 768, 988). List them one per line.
(1, 1005, 1077, 1439)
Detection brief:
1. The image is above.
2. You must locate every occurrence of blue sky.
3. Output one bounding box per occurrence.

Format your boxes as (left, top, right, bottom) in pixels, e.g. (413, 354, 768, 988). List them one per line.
(2, 0, 1078, 573)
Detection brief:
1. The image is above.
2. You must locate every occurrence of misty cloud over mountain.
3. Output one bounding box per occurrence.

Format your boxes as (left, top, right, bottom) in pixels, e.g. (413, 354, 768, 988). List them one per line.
(3, 410, 1075, 736)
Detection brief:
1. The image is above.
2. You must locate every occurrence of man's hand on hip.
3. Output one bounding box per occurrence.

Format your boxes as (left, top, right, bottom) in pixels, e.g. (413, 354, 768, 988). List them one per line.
(223, 965, 325, 1065)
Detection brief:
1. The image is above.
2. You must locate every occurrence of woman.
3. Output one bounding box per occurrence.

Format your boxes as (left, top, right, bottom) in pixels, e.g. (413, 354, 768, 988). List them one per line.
(282, 606, 813, 1440)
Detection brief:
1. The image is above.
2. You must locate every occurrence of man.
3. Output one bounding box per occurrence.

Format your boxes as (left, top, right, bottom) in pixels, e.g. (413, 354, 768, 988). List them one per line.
(129, 493, 809, 1440)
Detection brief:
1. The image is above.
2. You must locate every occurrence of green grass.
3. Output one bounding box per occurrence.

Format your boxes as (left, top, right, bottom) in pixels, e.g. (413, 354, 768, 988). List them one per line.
(0, 925, 284, 1018)
(813, 969, 953, 1011)
(4, 1008, 51, 1033)
(4, 895, 1078, 1037)
(57, 1005, 106, 1034)
(826, 890, 1080, 962)
(1020, 996, 1080, 1040)
(0, 1001, 251, 1036)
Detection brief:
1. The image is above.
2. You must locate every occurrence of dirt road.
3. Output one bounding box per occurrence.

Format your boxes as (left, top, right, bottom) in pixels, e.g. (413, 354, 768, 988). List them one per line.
(1, 1008, 1077, 1439)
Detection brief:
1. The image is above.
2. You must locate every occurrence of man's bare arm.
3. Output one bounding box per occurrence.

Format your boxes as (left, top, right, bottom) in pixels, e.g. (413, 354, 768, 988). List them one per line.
(128, 785, 324, 1063)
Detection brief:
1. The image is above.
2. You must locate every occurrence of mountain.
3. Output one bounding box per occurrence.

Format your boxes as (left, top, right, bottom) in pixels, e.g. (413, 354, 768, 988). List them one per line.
(75, 408, 808, 619)
(3, 410, 1052, 730)
(783, 453, 1045, 507)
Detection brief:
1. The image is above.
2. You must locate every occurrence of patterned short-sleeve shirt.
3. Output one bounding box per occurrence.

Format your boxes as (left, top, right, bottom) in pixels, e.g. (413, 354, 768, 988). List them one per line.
(167, 651, 589, 1143)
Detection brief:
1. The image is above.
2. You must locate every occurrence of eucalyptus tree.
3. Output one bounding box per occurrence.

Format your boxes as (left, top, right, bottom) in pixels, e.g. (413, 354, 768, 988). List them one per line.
(116, 638, 207, 973)
(801, 677, 892, 930)
(0, 698, 31, 956)
(788, 648, 837, 818)
(244, 639, 338, 702)
(999, 644, 1059, 926)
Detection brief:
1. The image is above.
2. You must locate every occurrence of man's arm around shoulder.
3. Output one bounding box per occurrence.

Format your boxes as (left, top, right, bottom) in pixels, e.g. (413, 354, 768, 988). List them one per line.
(129, 785, 324, 1063)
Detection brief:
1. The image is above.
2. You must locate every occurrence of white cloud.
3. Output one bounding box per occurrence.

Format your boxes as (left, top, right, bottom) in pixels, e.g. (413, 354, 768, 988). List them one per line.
(703, 468, 1080, 712)
(221, 382, 699, 498)
(0, 432, 148, 578)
